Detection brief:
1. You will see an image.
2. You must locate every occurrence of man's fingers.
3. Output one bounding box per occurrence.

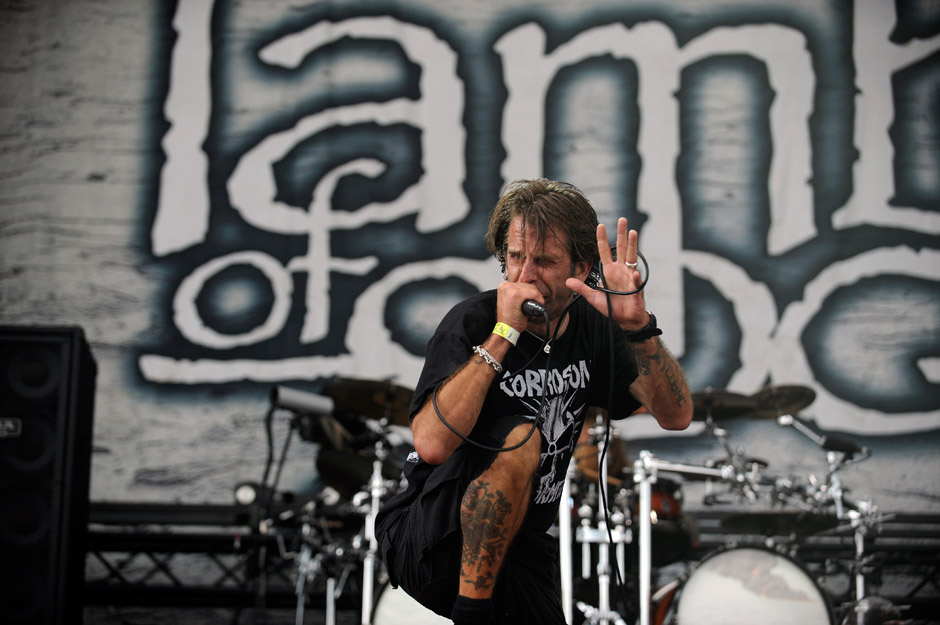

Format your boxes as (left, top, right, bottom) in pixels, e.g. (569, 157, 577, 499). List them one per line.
(596, 224, 613, 264)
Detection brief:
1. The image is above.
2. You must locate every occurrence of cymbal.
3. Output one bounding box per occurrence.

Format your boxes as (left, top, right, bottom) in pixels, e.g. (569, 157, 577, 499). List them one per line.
(691, 388, 757, 421)
(721, 511, 838, 536)
(323, 377, 413, 426)
(751, 384, 816, 418)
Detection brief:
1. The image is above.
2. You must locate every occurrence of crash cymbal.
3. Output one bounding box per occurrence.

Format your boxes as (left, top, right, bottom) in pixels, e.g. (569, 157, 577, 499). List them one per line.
(721, 511, 838, 536)
(751, 384, 816, 418)
(323, 377, 413, 426)
(691, 388, 757, 421)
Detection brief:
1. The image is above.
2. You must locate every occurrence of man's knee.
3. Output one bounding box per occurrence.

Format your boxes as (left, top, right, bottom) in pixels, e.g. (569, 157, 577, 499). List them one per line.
(497, 422, 541, 474)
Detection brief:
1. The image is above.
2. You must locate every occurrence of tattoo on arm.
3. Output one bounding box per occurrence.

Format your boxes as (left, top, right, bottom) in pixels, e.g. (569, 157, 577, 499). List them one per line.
(633, 339, 688, 408)
(460, 480, 512, 591)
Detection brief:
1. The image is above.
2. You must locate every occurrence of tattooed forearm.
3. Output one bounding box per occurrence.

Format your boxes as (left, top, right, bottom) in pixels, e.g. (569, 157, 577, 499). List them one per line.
(460, 480, 513, 591)
(633, 339, 688, 408)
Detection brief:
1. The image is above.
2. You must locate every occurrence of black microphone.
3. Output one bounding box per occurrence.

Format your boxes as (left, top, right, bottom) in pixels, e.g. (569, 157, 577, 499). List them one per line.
(522, 300, 547, 317)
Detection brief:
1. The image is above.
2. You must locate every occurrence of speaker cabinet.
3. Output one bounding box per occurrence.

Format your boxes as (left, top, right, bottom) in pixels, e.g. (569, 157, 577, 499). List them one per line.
(0, 326, 96, 625)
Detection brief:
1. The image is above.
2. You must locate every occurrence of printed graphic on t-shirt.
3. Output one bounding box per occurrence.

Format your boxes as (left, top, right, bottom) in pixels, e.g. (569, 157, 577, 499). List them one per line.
(499, 360, 590, 506)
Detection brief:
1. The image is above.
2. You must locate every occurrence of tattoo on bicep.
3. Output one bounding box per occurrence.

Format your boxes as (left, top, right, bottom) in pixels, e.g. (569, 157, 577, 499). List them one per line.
(460, 480, 512, 591)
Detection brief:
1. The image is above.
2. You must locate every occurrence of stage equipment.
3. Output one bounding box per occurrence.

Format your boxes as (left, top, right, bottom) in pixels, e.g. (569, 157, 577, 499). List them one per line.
(0, 326, 96, 625)
(690, 388, 758, 421)
(322, 377, 413, 427)
(245, 382, 409, 625)
(657, 546, 834, 624)
(750, 384, 817, 419)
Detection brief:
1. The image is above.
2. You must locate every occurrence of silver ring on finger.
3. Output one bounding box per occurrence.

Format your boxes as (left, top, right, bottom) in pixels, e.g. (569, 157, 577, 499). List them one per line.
(625, 261, 638, 269)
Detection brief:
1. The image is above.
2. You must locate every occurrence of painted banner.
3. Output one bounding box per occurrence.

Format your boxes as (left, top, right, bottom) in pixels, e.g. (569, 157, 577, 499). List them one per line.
(0, 0, 937, 509)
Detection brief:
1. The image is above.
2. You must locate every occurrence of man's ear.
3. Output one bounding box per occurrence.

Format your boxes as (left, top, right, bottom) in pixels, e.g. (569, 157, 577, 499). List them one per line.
(573, 260, 592, 282)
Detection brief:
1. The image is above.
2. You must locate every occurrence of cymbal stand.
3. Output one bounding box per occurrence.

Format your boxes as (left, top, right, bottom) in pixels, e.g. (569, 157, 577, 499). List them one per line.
(259, 499, 349, 625)
(775, 416, 901, 621)
(292, 502, 318, 625)
(633, 450, 727, 625)
(559, 457, 575, 624)
(354, 417, 391, 625)
(700, 409, 761, 505)
(576, 421, 629, 625)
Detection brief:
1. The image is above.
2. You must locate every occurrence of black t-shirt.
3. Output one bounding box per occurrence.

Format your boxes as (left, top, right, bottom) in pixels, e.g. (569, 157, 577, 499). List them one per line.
(409, 290, 642, 531)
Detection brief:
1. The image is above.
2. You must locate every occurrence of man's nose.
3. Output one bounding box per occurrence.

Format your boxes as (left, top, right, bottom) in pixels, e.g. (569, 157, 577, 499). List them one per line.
(518, 258, 539, 282)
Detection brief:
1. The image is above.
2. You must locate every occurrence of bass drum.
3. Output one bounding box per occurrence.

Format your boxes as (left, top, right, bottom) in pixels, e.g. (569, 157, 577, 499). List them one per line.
(654, 547, 833, 625)
(372, 583, 451, 625)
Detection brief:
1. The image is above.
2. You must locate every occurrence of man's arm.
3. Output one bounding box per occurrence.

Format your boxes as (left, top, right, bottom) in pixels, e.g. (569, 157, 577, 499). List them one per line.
(627, 332, 692, 430)
(411, 332, 511, 465)
(567, 218, 692, 431)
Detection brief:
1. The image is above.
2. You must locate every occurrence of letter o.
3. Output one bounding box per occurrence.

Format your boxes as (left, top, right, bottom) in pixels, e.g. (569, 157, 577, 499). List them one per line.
(173, 251, 293, 349)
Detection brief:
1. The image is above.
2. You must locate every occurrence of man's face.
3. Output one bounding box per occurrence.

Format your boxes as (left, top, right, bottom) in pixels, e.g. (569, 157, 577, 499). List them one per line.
(504, 216, 591, 324)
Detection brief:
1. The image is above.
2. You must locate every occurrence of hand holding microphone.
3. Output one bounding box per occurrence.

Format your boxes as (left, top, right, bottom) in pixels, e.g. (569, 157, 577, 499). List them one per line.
(522, 300, 547, 317)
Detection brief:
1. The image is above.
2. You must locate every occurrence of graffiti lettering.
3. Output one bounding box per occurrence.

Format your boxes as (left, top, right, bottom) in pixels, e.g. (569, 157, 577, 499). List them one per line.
(141, 2, 939, 436)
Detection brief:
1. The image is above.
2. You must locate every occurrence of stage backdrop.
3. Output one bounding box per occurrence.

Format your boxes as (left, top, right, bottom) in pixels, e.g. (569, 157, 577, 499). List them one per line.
(0, 0, 938, 515)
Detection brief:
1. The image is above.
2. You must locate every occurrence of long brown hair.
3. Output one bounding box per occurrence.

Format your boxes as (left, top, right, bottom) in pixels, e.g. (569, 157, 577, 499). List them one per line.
(484, 178, 599, 274)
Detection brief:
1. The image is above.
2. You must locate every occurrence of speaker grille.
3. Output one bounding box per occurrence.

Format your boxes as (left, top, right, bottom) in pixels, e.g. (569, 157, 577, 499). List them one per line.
(0, 326, 96, 625)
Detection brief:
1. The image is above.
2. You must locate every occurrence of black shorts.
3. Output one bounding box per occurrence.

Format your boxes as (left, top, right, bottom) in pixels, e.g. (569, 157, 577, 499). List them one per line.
(375, 415, 566, 623)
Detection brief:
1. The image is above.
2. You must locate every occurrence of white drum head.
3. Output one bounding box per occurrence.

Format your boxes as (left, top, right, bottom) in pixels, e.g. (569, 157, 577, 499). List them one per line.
(675, 547, 832, 625)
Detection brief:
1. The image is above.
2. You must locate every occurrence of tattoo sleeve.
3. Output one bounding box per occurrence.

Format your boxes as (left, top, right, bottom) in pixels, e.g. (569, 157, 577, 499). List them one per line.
(632, 338, 688, 409)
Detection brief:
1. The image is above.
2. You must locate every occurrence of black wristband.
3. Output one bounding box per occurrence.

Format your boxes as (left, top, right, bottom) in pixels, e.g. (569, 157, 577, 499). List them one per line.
(623, 310, 663, 343)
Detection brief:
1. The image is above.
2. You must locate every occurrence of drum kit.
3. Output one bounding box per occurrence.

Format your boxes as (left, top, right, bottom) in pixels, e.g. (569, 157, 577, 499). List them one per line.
(242, 379, 900, 625)
(245, 378, 413, 625)
(562, 384, 902, 625)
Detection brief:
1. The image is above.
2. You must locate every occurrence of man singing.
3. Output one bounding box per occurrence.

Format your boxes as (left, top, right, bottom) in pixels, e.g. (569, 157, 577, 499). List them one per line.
(376, 178, 692, 624)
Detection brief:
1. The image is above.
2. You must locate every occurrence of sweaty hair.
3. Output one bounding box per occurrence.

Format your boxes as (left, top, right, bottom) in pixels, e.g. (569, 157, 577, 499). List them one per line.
(484, 178, 600, 273)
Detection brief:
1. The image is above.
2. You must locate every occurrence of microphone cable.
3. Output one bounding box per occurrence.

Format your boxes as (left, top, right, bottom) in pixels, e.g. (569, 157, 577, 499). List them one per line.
(430, 247, 650, 460)
(431, 299, 570, 453)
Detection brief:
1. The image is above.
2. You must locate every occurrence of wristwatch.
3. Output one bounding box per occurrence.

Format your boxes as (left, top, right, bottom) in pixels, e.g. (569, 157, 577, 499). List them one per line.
(623, 310, 663, 343)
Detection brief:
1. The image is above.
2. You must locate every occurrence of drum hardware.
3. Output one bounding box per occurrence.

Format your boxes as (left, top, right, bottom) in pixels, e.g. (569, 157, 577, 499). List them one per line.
(720, 510, 839, 541)
(354, 416, 399, 625)
(689, 388, 777, 506)
(256, 498, 359, 625)
(560, 415, 634, 625)
(774, 413, 905, 624)
(244, 384, 411, 625)
(323, 376, 414, 427)
(633, 450, 840, 625)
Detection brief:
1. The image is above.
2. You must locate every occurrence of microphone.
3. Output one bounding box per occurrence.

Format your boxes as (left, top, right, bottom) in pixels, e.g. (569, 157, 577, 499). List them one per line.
(522, 300, 547, 317)
(271, 385, 336, 415)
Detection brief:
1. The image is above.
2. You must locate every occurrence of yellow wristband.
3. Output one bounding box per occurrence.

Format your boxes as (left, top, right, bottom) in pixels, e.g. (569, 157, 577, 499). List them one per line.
(492, 322, 520, 346)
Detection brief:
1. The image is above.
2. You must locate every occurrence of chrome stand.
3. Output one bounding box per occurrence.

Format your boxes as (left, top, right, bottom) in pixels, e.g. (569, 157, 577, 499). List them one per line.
(574, 421, 630, 625)
(356, 417, 392, 625)
(633, 450, 726, 625)
(559, 458, 575, 624)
